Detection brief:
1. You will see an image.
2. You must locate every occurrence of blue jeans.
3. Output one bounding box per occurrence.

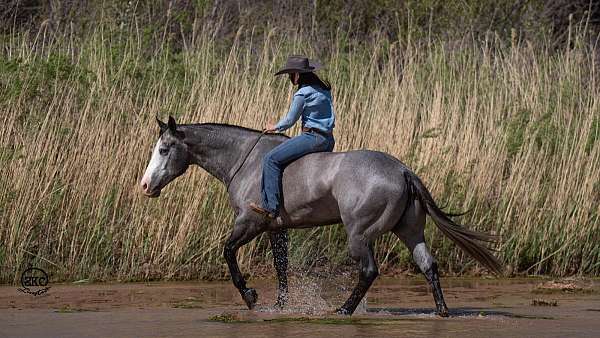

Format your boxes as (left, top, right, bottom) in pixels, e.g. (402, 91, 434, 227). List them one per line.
(261, 131, 335, 215)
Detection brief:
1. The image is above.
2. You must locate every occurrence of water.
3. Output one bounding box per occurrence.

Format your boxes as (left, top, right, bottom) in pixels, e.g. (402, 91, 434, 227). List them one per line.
(1, 276, 599, 337)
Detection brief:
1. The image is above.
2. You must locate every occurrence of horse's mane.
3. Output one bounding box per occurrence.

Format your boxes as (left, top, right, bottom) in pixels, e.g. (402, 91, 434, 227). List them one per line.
(181, 122, 290, 139)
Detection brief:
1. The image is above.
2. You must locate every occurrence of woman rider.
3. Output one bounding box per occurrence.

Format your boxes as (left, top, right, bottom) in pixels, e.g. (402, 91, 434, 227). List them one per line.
(249, 55, 336, 219)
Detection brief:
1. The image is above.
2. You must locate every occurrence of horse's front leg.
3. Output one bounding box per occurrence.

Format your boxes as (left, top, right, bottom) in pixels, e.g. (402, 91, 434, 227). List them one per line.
(223, 221, 263, 309)
(269, 230, 289, 307)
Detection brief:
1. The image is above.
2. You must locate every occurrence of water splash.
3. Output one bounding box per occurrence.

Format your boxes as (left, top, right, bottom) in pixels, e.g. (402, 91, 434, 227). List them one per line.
(258, 265, 369, 316)
(283, 273, 332, 315)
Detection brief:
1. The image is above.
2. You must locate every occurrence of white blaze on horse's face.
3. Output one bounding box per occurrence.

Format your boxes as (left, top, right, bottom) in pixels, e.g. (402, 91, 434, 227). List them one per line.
(140, 137, 166, 198)
(140, 116, 190, 198)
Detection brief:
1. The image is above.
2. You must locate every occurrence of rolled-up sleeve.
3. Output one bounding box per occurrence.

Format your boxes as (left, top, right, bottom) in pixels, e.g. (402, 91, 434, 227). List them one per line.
(275, 92, 305, 132)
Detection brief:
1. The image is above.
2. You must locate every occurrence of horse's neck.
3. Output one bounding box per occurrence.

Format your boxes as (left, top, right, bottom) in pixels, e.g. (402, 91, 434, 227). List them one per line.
(183, 124, 260, 185)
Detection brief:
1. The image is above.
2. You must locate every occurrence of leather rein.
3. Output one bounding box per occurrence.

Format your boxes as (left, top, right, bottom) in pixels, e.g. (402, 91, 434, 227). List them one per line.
(226, 131, 267, 191)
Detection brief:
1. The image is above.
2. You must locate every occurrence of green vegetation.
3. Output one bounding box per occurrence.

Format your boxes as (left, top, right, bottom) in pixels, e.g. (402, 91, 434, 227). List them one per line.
(0, 2, 599, 284)
(208, 313, 423, 325)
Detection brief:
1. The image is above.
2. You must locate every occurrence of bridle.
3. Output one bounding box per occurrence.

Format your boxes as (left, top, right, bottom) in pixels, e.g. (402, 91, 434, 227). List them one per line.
(226, 131, 266, 191)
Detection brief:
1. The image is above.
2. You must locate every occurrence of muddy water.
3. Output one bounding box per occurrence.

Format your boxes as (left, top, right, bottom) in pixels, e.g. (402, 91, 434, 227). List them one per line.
(1, 277, 599, 337)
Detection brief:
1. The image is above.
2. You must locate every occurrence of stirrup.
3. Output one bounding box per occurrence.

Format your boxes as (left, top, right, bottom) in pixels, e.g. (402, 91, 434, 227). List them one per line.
(249, 202, 276, 219)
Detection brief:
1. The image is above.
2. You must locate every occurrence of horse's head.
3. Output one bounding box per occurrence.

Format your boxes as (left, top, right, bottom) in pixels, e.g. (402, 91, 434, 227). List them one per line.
(140, 116, 190, 198)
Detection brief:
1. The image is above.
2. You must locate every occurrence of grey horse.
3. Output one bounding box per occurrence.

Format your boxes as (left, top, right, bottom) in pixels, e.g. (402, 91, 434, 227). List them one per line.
(140, 116, 502, 316)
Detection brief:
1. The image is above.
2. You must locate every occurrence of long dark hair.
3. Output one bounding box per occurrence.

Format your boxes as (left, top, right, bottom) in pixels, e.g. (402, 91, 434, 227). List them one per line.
(296, 72, 332, 91)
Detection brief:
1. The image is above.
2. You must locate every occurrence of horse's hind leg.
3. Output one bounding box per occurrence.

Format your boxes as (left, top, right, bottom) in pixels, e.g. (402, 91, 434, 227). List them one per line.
(393, 199, 449, 317)
(336, 236, 379, 315)
(269, 230, 288, 307)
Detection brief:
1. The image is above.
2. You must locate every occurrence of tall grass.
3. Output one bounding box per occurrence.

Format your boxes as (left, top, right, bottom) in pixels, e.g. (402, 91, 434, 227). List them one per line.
(1, 24, 598, 283)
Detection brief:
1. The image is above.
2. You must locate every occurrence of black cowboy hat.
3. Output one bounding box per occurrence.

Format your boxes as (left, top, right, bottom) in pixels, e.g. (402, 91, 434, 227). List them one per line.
(274, 55, 322, 76)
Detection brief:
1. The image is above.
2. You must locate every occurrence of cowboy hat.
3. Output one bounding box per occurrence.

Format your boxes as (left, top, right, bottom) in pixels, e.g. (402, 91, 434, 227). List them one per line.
(274, 55, 322, 76)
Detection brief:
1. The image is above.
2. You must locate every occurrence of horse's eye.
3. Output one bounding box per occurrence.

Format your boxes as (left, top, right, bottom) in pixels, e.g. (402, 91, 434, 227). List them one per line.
(159, 148, 169, 156)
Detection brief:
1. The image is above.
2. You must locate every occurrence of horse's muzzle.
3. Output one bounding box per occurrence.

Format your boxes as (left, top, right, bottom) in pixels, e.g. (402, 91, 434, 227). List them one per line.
(140, 181, 161, 198)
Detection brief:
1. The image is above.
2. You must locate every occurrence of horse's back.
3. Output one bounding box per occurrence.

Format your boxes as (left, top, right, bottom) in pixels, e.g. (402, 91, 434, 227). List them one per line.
(284, 149, 409, 185)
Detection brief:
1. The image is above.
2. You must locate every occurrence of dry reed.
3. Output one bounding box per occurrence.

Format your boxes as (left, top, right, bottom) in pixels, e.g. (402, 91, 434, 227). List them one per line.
(0, 24, 598, 283)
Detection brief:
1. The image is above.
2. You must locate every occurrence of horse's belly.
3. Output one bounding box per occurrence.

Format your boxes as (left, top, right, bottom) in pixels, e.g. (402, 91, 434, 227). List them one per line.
(283, 196, 342, 228)
(279, 181, 341, 228)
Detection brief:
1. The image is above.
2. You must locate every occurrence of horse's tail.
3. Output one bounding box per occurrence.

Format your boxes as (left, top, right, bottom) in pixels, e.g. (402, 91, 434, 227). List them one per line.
(404, 171, 503, 275)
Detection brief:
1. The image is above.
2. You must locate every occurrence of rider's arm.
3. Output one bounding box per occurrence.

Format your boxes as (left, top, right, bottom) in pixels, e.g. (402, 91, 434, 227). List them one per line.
(274, 92, 305, 132)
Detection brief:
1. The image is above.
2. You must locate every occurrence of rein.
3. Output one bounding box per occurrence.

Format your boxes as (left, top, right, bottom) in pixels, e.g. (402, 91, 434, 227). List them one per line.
(226, 131, 266, 191)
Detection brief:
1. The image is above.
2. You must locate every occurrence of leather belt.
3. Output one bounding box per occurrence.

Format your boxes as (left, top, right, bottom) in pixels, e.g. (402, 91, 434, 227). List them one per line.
(302, 126, 331, 136)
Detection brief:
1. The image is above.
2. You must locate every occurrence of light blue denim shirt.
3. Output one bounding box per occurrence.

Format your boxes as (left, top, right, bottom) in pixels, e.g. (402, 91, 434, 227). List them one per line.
(275, 84, 335, 132)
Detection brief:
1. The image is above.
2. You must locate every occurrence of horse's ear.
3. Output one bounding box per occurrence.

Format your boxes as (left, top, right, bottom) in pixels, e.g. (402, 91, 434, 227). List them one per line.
(167, 115, 185, 138)
(156, 115, 167, 134)
(168, 115, 177, 132)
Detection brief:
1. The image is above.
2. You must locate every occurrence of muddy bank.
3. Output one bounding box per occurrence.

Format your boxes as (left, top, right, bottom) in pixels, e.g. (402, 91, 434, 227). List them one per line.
(1, 277, 599, 337)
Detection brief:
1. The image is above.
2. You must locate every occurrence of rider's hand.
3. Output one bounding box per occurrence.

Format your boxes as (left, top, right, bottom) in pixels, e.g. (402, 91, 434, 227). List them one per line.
(263, 123, 278, 133)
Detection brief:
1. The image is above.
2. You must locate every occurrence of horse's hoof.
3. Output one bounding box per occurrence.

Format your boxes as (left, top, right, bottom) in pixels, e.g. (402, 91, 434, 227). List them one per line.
(437, 307, 449, 317)
(242, 288, 258, 309)
(335, 307, 352, 316)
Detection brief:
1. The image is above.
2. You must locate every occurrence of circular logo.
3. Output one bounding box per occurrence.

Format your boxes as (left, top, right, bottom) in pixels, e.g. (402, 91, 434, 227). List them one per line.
(18, 267, 51, 296)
